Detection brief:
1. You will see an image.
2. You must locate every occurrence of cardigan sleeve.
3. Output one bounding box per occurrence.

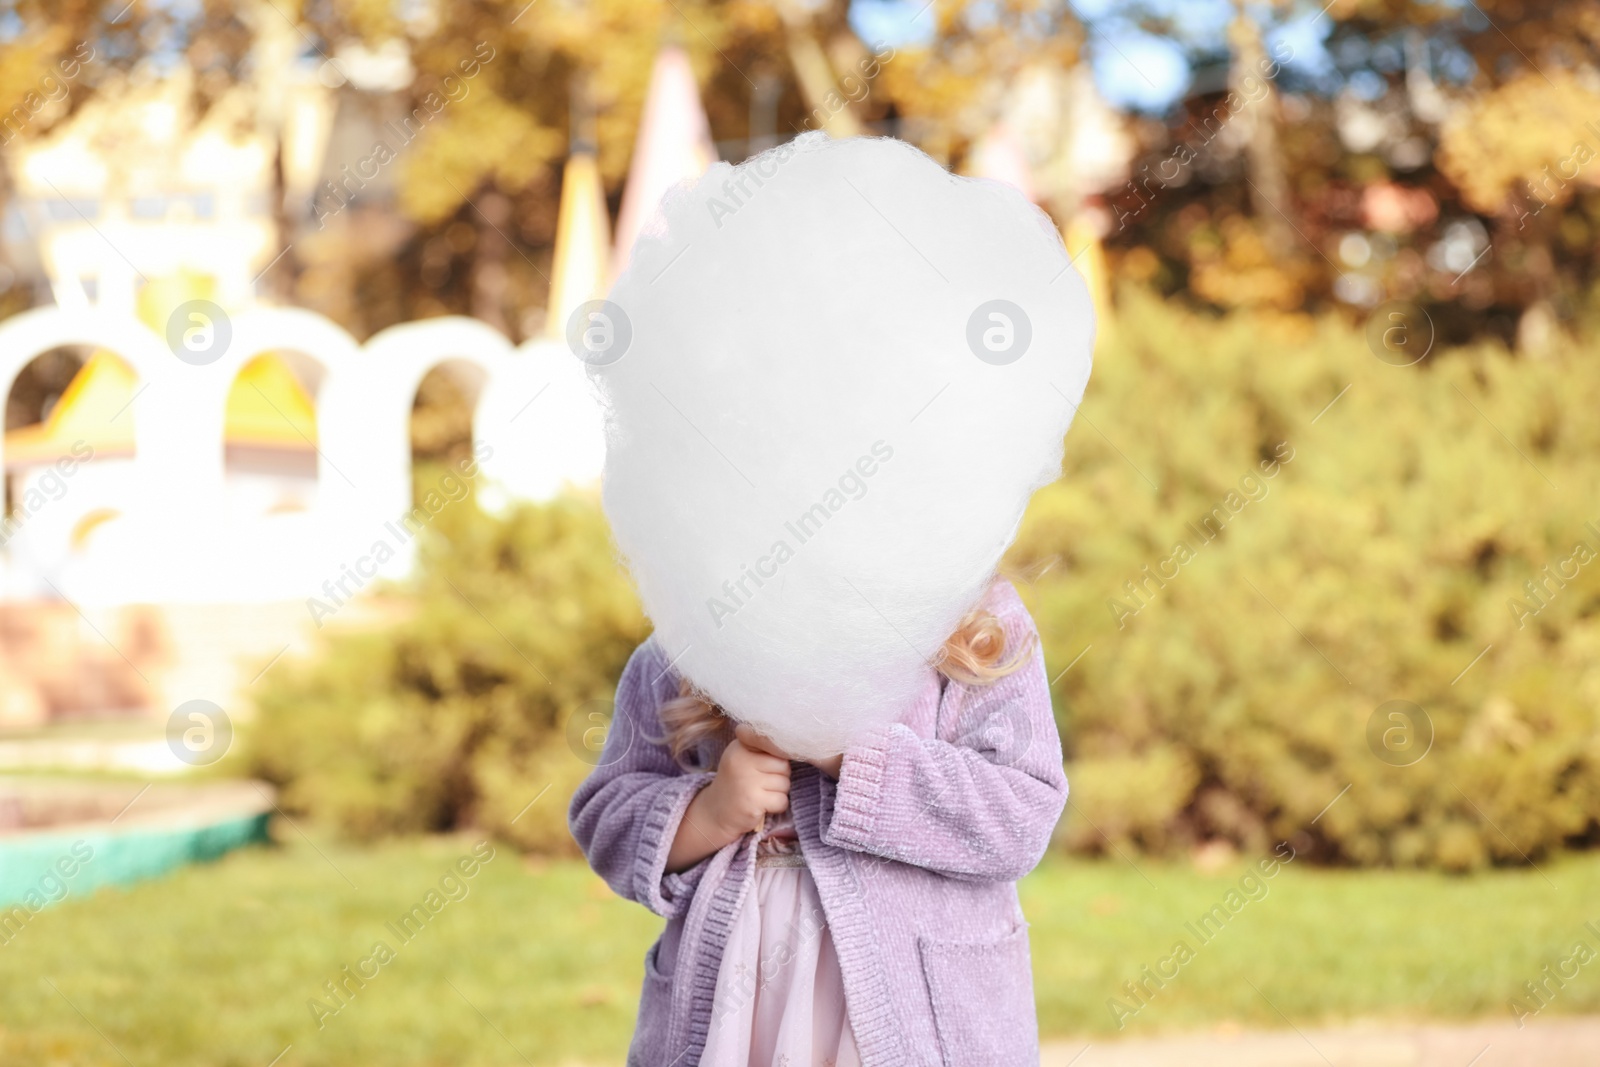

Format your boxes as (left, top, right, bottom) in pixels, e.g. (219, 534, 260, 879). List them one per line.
(819, 583, 1068, 883)
(568, 638, 715, 918)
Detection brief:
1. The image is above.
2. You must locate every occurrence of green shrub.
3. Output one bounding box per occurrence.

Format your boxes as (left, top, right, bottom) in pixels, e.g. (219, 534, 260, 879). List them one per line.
(1020, 289, 1600, 870)
(247, 489, 646, 853)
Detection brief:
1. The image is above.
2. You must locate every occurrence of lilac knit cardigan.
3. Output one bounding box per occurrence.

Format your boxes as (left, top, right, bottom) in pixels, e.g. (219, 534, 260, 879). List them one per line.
(568, 580, 1067, 1067)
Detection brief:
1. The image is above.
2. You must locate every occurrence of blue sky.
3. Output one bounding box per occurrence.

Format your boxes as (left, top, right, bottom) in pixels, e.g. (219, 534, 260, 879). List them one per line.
(848, 0, 1341, 112)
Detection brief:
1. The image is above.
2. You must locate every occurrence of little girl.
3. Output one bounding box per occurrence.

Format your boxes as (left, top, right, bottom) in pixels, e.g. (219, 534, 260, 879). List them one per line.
(570, 577, 1067, 1067)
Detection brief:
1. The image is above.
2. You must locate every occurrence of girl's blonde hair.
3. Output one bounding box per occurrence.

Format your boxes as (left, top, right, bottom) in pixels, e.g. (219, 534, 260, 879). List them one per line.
(656, 593, 1035, 769)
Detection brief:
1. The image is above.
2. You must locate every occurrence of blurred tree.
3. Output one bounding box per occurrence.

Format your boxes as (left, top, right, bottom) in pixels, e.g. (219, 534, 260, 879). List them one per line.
(1101, 0, 1600, 337)
(295, 0, 1102, 338)
(9, 0, 1600, 339)
(874, 1, 1085, 188)
(1325, 0, 1600, 345)
(1226, 0, 1293, 258)
(295, 0, 840, 337)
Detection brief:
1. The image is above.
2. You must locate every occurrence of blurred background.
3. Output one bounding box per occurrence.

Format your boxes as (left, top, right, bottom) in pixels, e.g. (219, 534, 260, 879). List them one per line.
(1, 0, 1599, 1064)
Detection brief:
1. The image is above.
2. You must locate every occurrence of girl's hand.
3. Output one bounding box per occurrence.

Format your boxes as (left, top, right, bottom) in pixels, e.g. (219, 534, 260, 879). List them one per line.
(704, 730, 792, 836)
(735, 724, 844, 780)
(666, 729, 790, 872)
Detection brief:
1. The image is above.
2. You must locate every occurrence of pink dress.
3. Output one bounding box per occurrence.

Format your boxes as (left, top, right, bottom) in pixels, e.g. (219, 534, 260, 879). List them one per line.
(700, 809, 861, 1067)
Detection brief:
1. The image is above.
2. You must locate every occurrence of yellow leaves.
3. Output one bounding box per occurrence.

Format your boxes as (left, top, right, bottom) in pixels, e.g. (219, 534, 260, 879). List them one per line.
(872, 0, 1082, 162)
(1188, 215, 1307, 310)
(397, 89, 564, 224)
(1437, 68, 1600, 213)
(321, 0, 397, 41)
(1463, 696, 1533, 754)
(1119, 246, 1162, 285)
(383, 0, 717, 218)
(0, 22, 90, 140)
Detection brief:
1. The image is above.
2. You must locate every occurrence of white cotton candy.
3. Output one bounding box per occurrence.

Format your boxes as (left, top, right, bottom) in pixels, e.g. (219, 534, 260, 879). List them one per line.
(587, 134, 1094, 759)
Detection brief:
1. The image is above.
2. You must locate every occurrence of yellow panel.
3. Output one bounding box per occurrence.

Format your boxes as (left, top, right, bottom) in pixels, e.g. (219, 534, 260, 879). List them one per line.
(224, 354, 317, 450)
(3, 350, 137, 465)
(5, 348, 319, 467)
(1063, 214, 1111, 338)
(548, 151, 613, 337)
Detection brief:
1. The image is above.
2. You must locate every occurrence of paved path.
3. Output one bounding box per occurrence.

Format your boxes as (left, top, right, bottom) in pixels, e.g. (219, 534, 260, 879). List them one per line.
(1042, 1016, 1600, 1066)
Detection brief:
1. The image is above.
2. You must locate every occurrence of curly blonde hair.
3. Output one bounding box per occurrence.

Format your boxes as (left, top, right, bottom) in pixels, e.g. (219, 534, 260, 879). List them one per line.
(655, 594, 1034, 770)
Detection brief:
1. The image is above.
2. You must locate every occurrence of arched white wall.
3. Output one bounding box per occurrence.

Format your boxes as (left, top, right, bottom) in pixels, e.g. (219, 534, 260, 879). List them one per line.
(336, 316, 514, 527)
(0, 305, 607, 605)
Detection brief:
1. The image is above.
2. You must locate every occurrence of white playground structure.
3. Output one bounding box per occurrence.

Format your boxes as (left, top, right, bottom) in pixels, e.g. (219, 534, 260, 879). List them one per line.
(0, 303, 602, 607)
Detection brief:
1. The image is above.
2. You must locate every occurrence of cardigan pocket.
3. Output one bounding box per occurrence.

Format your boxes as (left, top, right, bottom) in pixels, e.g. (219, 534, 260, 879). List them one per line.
(918, 923, 1040, 1067)
(627, 940, 675, 1067)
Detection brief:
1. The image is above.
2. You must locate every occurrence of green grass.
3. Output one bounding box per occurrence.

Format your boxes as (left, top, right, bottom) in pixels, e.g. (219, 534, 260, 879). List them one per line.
(2, 835, 1598, 1065)
(0, 834, 660, 1067)
(1025, 850, 1600, 1036)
